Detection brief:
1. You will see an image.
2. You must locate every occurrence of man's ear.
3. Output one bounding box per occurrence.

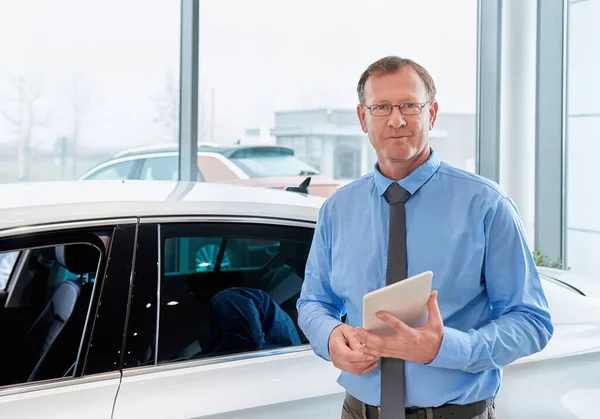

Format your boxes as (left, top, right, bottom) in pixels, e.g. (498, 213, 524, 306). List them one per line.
(357, 104, 368, 133)
(428, 101, 439, 130)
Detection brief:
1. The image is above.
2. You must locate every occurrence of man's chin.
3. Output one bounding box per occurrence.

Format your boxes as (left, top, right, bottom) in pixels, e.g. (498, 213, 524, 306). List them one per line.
(383, 145, 429, 163)
(384, 151, 416, 162)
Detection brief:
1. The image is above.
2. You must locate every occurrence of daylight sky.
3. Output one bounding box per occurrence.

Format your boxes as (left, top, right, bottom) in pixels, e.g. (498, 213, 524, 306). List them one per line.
(0, 0, 477, 151)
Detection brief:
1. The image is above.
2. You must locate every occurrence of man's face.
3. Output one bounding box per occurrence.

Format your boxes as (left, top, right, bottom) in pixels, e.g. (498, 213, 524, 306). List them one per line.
(357, 67, 438, 165)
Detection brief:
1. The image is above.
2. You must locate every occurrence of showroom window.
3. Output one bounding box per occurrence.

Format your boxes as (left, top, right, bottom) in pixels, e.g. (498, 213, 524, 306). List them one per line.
(565, 0, 600, 276)
(0, 0, 180, 183)
(193, 0, 478, 182)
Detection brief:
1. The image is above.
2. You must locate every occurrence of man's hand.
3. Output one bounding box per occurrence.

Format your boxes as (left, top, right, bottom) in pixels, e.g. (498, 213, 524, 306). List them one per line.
(354, 290, 444, 364)
(329, 324, 380, 375)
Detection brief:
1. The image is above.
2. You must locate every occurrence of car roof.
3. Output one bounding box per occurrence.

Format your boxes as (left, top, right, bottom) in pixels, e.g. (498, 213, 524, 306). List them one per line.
(0, 180, 324, 232)
(113, 144, 295, 159)
(112, 142, 220, 158)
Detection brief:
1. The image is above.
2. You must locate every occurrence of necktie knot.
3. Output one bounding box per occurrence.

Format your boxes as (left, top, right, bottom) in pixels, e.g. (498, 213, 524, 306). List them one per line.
(384, 182, 411, 205)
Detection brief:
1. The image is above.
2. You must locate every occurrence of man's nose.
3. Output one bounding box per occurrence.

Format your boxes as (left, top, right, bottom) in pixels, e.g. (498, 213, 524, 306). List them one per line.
(387, 106, 407, 129)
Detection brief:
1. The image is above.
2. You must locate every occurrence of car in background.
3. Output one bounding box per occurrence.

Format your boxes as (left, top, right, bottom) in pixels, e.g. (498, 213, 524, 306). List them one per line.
(1, 180, 600, 418)
(78, 144, 339, 198)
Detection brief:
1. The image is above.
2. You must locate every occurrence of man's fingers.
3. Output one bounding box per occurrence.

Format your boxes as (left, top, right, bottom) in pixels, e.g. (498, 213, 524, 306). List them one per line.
(364, 361, 379, 374)
(331, 337, 377, 364)
(357, 344, 383, 358)
(343, 347, 378, 363)
(376, 311, 411, 334)
(342, 326, 364, 351)
(358, 360, 379, 375)
(334, 351, 378, 374)
(354, 327, 385, 350)
(426, 290, 443, 327)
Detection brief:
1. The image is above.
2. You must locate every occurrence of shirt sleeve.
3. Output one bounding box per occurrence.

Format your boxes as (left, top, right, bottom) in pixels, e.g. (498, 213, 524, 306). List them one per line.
(428, 195, 554, 372)
(296, 201, 345, 361)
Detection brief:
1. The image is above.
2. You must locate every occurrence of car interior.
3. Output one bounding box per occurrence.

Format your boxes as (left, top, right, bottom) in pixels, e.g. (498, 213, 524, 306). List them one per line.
(0, 243, 100, 387)
(157, 234, 311, 364)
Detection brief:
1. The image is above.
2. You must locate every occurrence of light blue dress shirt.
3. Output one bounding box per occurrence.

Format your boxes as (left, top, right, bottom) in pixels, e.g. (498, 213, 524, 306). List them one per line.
(297, 149, 553, 408)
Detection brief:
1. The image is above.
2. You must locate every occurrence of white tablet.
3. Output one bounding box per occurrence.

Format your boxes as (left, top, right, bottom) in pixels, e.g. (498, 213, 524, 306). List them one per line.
(362, 270, 433, 336)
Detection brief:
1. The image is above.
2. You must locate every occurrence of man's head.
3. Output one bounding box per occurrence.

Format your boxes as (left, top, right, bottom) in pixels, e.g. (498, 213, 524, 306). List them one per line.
(356, 56, 438, 173)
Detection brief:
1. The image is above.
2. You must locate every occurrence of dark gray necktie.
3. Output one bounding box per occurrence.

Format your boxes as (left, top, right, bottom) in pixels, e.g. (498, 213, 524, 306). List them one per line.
(381, 182, 411, 419)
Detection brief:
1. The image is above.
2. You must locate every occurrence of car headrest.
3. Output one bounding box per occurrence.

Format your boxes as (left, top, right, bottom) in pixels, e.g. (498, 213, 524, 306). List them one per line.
(55, 244, 100, 275)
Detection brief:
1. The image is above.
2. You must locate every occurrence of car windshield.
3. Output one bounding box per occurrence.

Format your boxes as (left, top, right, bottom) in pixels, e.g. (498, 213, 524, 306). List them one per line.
(230, 155, 320, 178)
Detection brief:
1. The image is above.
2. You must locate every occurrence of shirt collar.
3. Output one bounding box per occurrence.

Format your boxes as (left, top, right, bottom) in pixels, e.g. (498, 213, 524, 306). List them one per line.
(373, 148, 441, 196)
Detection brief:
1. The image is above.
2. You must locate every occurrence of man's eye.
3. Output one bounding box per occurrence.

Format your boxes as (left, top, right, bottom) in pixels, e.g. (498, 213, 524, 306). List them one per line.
(404, 103, 416, 108)
(375, 104, 388, 110)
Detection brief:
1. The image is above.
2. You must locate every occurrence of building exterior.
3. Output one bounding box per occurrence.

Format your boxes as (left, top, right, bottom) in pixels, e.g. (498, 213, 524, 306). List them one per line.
(247, 109, 475, 181)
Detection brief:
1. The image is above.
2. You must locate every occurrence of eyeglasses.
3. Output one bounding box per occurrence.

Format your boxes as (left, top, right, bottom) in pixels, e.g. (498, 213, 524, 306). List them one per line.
(363, 101, 430, 117)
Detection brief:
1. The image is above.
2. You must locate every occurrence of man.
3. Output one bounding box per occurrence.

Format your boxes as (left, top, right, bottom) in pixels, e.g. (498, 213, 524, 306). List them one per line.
(296, 56, 553, 419)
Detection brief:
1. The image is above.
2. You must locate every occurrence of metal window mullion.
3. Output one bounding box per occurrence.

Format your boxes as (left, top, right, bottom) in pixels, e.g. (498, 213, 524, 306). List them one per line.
(534, 0, 567, 263)
(178, 0, 200, 182)
(476, 0, 502, 183)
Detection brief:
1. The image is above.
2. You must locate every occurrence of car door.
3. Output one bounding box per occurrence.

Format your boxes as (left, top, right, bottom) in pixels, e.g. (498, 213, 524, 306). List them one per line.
(0, 222, 136, 419)
(112, 217, 345, 419)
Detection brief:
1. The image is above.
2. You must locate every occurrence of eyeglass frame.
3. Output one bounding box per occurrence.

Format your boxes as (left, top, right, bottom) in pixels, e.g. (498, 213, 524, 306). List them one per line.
(362, 101, 431, 117)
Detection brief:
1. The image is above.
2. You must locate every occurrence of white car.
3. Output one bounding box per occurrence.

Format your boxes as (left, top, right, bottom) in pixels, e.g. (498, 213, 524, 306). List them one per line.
(0, 180, 599, 419)
(78, 144, 339, 198)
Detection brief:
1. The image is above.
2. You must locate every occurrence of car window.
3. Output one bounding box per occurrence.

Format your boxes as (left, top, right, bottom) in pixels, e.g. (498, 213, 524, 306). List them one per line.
(123, 223, 313, 368)
(85, 160, 136, 180)
(165, 237, 281, 275)
(0, 251, 19, 290)
(0, 241, 102, 388)
(140, 156, 179, 181)
(230, 155, 320, 177)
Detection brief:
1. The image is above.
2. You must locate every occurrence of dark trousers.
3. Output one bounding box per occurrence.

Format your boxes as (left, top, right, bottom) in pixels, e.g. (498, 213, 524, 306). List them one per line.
(341, 393, 496, 419)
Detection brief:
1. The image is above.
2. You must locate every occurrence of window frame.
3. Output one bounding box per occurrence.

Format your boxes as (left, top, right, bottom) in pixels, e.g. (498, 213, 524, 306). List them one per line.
(0, 220, 137, 393)
(122, 216, 316, 371)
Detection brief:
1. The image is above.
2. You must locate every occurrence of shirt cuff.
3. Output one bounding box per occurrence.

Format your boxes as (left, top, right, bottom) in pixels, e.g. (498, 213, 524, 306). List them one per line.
(313, 317, 343, 362)
(427, 326, 471, 371)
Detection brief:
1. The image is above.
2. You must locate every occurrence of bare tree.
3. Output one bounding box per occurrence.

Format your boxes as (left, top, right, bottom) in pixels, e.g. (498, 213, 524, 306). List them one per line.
(0, 75, 44, 181)
(152, 72, 217, 144)
(65, 75, 95, 178)
(153, 70, 179, 143)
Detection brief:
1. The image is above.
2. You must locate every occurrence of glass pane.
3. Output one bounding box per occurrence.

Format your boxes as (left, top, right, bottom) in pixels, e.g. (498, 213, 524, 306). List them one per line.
(163, 237, 281, 275)
(566, 0, 600, 275)
(193, 238, 224, 272)
(164, 237, 224, 275)
(0, 244, 99, 386)
(84, 160, 136, 180)
(0, 0, 180, 183)
(230, 155, 319, 177)
(220, 238, 280, 270)
(0, 251, 19, 289)
(197, 0, 478, 194)
(159, 233, 309, 364)
(140, 156, 178, 181)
